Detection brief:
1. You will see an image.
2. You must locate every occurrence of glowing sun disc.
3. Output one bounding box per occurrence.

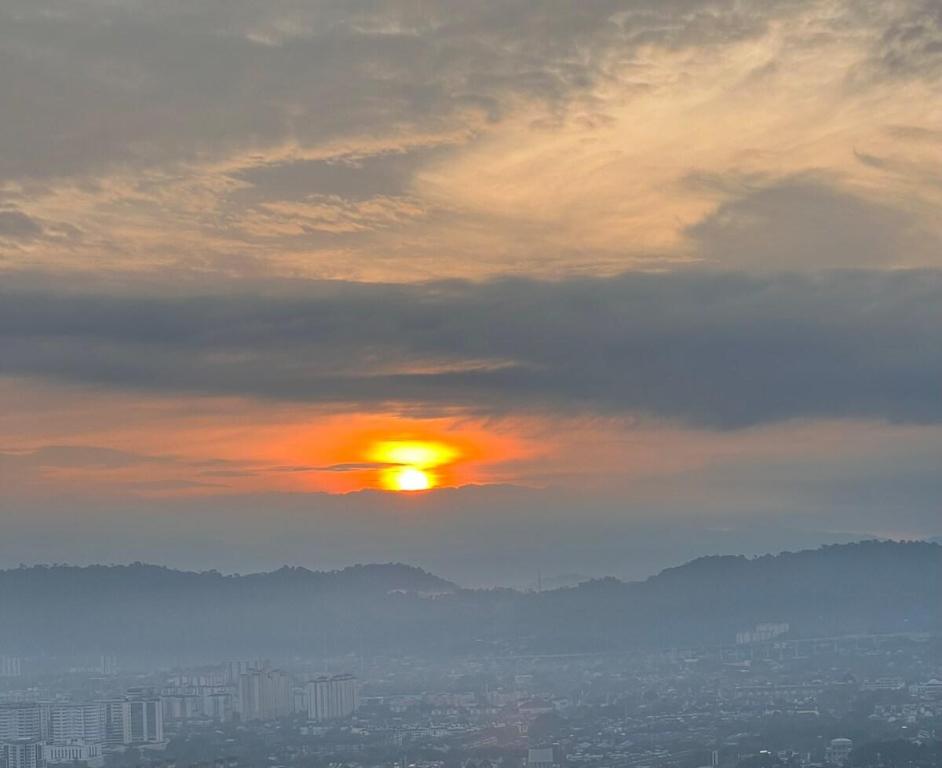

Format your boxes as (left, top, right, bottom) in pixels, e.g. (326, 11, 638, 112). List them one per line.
(391, 466, 431, 491)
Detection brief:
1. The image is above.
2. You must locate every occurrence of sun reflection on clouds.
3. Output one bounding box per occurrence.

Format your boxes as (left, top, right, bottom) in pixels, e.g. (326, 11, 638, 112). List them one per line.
(366, 439, 459, 468)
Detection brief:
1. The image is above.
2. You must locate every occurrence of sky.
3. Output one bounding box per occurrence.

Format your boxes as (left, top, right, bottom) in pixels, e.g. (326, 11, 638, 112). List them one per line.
(1, 0, 941, 586)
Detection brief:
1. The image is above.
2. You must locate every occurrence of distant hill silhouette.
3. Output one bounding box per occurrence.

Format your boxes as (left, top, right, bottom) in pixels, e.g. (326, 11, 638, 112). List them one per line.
(0, 541, 938, 663)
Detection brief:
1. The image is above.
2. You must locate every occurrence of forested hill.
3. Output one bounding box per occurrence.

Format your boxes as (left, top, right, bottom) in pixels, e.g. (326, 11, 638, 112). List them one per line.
(0, 561, 456, 598)
(0, 541, 938, 662)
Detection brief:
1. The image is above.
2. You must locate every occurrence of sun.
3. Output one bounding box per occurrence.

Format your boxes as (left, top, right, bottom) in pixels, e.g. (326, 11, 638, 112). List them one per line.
(389, 466, 432, 492)
(367, 438, 459, 492)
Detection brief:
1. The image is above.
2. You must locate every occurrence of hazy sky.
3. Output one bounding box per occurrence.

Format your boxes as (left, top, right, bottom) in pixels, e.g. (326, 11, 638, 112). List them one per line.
(2, 0, 941, 585)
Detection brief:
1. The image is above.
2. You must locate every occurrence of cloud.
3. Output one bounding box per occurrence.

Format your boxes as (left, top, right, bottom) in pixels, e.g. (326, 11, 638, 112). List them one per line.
(686, 177, 939, 269)
(868, 0, 942, 81)
(230, 149, 441, 204)
(1, 269, 940, 428)
(0, 441, 314, 499)
(0, 210, 43, 240)
(2, 0, 902, 190)
(0, 445, 171, 469)
(310, 463, 395, 473)
(2, 0, 941, 279)
(0, 0, 787, 184)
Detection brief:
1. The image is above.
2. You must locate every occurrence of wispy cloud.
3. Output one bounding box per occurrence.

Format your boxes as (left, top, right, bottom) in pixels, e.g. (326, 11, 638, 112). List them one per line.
(2, 0, 941, 278)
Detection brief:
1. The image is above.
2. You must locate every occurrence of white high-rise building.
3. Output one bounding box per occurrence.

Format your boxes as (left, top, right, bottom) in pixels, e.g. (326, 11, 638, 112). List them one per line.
(47, 703, 106, 744)
(237, 669, 292, 721)
(1, 740, 45, 768)
(0, 705, 44, 742)
(121, 698, 163, 744)
(3, 696, 161, 753)
(95, 693, 163, 746)
(102, 701, 125, 746)
(305, 675, 358, 722)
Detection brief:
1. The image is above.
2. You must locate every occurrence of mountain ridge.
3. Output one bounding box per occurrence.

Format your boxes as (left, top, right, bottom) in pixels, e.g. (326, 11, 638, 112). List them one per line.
(0, 541, 938, 662)
(0, 560, 457, 593)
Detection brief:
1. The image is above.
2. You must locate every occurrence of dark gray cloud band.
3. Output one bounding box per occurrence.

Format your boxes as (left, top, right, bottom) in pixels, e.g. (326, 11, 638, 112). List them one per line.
(1, 270, 940, 428)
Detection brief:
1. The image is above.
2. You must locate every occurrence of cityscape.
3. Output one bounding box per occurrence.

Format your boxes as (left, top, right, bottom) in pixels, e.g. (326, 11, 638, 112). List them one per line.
(1, 543, 940, 768)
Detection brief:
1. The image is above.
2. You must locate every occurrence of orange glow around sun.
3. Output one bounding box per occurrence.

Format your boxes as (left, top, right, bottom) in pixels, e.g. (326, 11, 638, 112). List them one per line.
(367, 439, 461, 492)
(172, 410, 535, 495)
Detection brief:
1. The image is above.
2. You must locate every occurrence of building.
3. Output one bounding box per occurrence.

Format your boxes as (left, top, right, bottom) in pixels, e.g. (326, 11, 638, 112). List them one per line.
(2, 694, 162, 756)
(47, 703, 106, 744)
(736, 622, 790, 645)
(826, 738, 853, 766)
(526, 748, 557, 768)
(99, 656, 118, 676)
(122, 697, 163, 744)
(1, 740, 44, 768)
(161, 691, 233, 723)
(202, 692, 233, 722)
(161, 695, 203, 722)
(0, 706, 44, 742)
(237, 669, 293, 721)
(43, 742, 103, 767)
(293, 686, 309, 716)
(305, 674, 358, 723)
(225, 661, 268, 685)
(912, 678, 942, 700)
(0, 659, 22, 679)
(860, 677, 905, 692)
(93, 692, 163, 746)
(102, 701, 126, 746)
